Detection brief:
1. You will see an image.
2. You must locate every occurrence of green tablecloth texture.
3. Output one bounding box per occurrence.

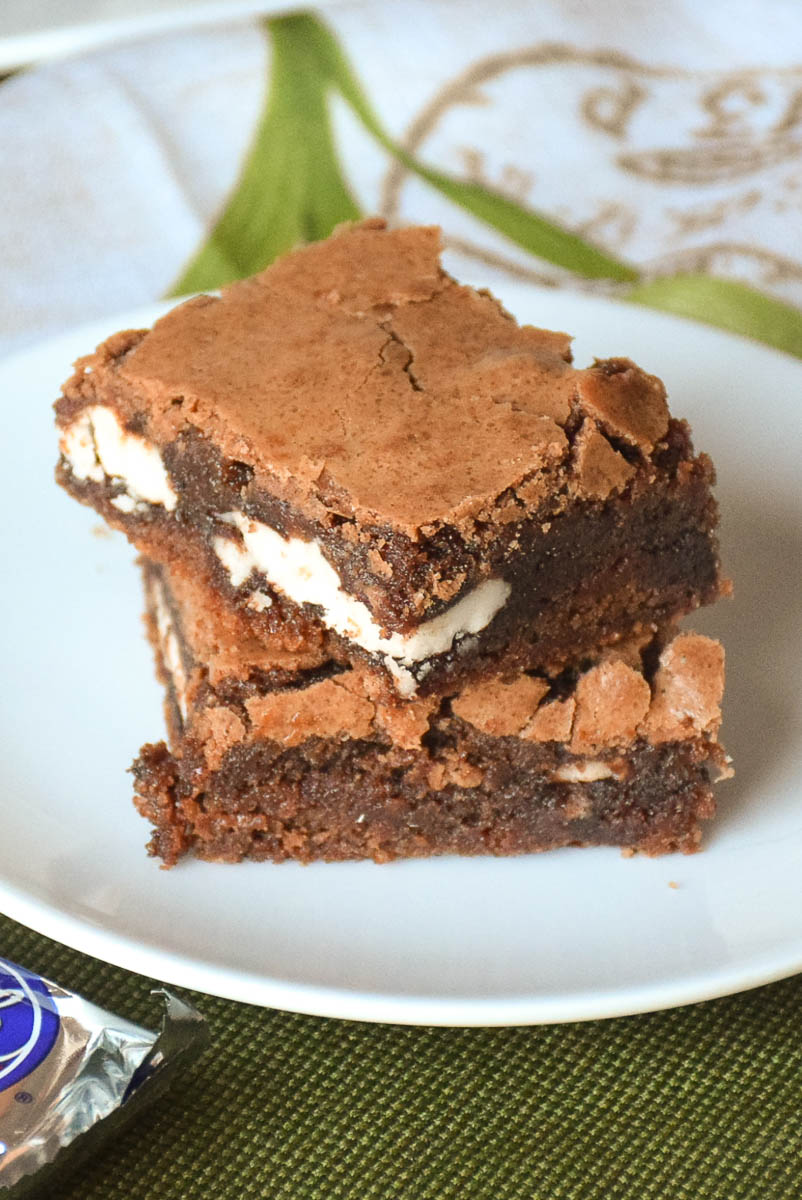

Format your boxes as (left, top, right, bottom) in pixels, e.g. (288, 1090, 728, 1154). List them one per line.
(2, 914, 800, 1200)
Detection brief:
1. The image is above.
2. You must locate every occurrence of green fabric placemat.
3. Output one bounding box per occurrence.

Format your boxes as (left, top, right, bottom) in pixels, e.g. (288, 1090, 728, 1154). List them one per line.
(2, 914, 800, 1199)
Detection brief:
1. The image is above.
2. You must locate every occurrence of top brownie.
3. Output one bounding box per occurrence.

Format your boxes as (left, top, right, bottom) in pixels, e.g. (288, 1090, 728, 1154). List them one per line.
(56, 219, 724, 698)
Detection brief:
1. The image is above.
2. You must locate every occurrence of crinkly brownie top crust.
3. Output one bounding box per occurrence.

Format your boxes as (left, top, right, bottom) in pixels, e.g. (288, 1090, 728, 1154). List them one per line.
(98, 219, 669, 534)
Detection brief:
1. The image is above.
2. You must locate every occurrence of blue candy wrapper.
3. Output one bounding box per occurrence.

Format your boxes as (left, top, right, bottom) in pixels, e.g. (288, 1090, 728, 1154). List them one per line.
(0, 956, 207, 1196)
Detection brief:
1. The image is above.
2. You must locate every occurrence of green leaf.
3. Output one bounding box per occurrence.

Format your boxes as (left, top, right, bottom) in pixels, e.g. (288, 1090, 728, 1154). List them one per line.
(626, 274, 802, 360)
(171, 9, 802, 364)
(171, 12, 637, 293)
(169, 16, 360, 296)
(305, 14, 637, 282)
(396, 164, 638, 281)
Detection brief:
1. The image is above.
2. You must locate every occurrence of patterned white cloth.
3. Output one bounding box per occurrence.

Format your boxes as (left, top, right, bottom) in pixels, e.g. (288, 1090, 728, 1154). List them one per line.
(2, 0, 802, 356)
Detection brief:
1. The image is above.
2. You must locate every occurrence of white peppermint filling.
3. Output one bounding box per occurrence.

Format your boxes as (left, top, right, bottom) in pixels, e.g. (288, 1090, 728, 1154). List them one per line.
(247, 589, 274, 613)
(110, 493, 139, 514)
(147, 574, 188, 721)
(213, 511, 510, 697)
(60, 414, 103, 482)
(60, 406, 177, 511)
(552, 761, 615, 783)
(61, 411, 510, 698)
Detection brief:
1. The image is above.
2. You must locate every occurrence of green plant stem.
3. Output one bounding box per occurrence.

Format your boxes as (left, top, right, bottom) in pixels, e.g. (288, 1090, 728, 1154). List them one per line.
(172, 13, 638, 295)
(169, 12, 802, 363)
(627, 275, 802, 360)
(308, 15, 638, 282)
(170, 17, 360, 295)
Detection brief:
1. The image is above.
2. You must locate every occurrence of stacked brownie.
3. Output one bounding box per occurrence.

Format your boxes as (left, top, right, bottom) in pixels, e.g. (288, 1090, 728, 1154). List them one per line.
(55, 220, 731, 865)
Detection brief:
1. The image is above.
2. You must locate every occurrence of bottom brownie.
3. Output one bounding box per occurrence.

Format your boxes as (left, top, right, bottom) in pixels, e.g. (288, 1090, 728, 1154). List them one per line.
(132, 559, 731, 866)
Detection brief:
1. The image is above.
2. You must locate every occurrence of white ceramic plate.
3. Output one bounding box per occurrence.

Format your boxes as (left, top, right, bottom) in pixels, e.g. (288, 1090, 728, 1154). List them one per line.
(1, 286, 800, 1026)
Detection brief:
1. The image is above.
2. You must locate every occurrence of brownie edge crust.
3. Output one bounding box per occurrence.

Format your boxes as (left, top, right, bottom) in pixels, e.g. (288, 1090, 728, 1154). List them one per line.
(133, 737, 723, 868)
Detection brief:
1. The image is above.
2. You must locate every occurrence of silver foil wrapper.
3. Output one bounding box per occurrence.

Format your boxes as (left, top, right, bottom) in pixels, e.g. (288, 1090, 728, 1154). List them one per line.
(0, 955, 207, 1196)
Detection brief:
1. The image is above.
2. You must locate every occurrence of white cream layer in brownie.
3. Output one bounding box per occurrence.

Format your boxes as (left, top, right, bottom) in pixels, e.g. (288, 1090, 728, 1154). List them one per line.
(60, 405, 509, 696)
(213, 512, 509, 696)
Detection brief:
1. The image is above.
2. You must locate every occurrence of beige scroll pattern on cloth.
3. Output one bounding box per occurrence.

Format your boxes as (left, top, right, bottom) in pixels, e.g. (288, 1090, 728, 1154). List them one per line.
(383, 49, 802, 297)
(2, 0, 802, 357)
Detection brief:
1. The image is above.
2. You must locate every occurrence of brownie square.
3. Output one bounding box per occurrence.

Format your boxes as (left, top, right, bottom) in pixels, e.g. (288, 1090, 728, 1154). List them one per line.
(56, 220, 724, 701)
(133, 557, 731, 866)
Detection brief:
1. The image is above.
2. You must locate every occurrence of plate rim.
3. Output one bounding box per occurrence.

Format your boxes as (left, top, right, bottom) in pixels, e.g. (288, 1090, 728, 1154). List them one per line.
(3, 874, 802, 1026)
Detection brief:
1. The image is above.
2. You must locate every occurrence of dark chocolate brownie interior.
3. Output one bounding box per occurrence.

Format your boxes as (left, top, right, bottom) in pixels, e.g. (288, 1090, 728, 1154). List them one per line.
(60, 419, 721, 699)
(133, 735, 719, 866)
